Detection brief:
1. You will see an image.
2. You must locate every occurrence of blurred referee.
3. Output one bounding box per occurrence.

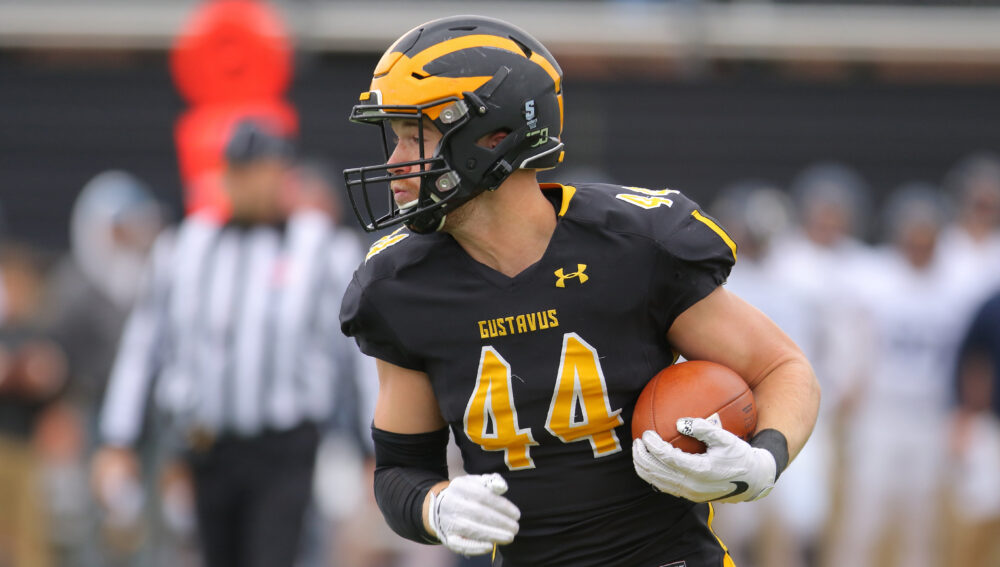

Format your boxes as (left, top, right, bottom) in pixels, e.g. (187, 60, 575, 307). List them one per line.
(92, 120, 368, 567)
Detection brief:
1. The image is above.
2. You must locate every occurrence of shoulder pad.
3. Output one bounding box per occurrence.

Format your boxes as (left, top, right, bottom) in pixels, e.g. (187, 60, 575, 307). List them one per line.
(365, 226, 413, 263)
(354, 227, 445, 287)
(560, 183, 737, 265)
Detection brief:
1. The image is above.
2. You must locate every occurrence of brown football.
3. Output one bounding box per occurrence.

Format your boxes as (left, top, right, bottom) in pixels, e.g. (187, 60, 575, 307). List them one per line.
(631, 360, 757, 454)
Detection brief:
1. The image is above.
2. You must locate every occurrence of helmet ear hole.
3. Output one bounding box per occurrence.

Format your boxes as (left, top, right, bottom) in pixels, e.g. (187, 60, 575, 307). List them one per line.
(479, 130, 510, 150)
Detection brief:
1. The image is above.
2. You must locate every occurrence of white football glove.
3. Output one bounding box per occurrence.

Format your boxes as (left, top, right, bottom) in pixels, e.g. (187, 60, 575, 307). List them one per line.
(632, 417, 776, 503)
(428, 473, 520, 556)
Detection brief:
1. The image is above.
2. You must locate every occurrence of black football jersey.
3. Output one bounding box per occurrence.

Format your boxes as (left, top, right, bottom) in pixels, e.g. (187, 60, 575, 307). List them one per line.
(341, 183, 737, 567)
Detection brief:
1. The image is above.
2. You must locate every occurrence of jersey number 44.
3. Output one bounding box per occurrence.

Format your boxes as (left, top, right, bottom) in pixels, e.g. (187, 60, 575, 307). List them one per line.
(464, 332, 624, 471)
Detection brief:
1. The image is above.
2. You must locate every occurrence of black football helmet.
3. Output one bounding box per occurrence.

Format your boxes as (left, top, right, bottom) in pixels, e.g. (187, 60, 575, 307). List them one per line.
(343, 15, 565, 233)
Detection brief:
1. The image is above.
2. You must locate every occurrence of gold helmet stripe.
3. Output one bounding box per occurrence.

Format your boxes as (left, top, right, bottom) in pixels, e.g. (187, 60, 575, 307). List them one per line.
(373, 50, 404, 78)
(408, 34, 561, 91)
(370, 58, 492, 118)
(372, 33, 561, 97)
(369, 33, 563, 123)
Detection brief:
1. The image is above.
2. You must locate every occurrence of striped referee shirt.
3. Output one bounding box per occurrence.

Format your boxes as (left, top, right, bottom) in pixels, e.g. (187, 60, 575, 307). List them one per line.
(99, 210, 373, 446)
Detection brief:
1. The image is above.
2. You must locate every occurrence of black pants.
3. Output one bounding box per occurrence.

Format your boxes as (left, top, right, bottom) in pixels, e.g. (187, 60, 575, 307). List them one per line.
(186, 422, 319, 567)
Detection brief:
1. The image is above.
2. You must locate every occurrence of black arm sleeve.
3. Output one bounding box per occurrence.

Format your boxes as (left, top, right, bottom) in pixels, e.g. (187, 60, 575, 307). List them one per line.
(372, 426, 450, 544)
(751, 428, 790, 481)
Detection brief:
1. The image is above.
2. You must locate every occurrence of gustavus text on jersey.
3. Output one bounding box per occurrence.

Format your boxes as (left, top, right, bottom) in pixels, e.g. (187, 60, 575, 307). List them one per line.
(478, 309, 559, 339)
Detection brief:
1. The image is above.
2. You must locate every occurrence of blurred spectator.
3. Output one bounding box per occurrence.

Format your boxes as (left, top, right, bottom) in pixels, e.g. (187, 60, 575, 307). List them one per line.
(0, 242, 67, 567)
(948, 288, 1000, 566)
(38, 170, 165, 566)
(709, 181, 829, 567)
(936, 154, 1000, 566)
(939, 151, 1000, 316)
(46, 171, 164, 410)
(91, 119, 366, 567)
(835, 183, 959, 567)
(770, 162, 875, 411)
(766, 162, 877, 567)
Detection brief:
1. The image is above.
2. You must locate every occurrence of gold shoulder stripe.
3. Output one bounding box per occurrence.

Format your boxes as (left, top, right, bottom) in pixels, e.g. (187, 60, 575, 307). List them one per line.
(558, 184, 576, 217)
(365, 227, 409, 262)
(691, 210, 738, 262)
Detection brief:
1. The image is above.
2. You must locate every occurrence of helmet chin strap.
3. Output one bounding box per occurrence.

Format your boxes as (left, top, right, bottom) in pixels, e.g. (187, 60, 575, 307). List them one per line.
(405, 190, 448, 234)
(406, 210, 447, 234)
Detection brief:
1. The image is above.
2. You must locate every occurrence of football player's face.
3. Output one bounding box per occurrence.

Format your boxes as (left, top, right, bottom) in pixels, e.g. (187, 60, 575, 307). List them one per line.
(898, 221, 938, 269)
(804, 202, 850, 247)
(225, 158, 290, 223)
(965, 179, 1000, 229)
(387, 119, 442, 207)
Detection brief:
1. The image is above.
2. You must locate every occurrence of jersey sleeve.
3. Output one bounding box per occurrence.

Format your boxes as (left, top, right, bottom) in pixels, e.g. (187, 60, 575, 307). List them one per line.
(646, 192, 737, 329)
(340, 275, 425, 371)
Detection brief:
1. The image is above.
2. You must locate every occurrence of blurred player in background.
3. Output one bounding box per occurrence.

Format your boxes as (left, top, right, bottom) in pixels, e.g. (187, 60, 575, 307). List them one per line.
(40, 170, 165, 565)
(767, 163, 876, 566)
(709, 181, 829, 567)
(933, 153, 1000, 567)
(92, 119, 367, 567)
(0, 239, 67, 567)
(770, 162, 875, 415)
(948, 285, 1000, 566)
(339, 15, 820, 567)
(939, 152, 1000, 317)
(834, 183, 960, 567)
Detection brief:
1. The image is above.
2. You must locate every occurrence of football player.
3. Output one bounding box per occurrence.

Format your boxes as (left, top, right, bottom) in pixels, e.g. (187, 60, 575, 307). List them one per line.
(834, 184, 962, 567)
(339, 15, 820, 567)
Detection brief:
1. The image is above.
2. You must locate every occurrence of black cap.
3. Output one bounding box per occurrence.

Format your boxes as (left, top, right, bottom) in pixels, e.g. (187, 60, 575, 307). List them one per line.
(224, 119, 294, 165)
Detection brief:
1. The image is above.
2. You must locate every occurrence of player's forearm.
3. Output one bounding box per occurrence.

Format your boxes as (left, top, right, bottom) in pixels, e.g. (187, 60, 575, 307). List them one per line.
(750, 355, 820, 462)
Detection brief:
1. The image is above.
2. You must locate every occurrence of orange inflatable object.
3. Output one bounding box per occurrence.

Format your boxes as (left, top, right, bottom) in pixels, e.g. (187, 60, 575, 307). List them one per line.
(171, 0, 292, 105)
(170, 0, 297, 216)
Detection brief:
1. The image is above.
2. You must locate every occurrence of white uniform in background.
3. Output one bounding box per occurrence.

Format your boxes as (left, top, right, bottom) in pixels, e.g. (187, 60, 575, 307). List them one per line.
(769, 232, 876, 411)
(938, 225, 1000, 319)
(837, 246, 966, 567)
(713, 244, 837, 567)
(936, 225, 1000, 543)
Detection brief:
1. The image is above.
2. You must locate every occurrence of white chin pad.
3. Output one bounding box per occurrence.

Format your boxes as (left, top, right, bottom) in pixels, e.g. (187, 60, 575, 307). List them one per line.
(398, 198, 419, 210)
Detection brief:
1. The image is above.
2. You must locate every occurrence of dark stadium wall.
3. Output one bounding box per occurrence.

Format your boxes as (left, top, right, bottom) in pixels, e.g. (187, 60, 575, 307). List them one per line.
(2, 52, 999, 249)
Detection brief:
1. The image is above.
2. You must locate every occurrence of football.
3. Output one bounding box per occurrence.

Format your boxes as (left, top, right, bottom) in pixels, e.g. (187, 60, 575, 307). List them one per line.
(631, 360, 757, 454)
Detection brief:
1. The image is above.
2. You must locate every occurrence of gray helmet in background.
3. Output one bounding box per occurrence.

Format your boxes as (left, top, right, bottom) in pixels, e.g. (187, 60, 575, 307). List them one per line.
(882, 181, 951, 243)
(71, 170, 163, 307)
(712, 180, 794, 259)
(791, 162, 872, 242)
(943, 151, 1000, 231)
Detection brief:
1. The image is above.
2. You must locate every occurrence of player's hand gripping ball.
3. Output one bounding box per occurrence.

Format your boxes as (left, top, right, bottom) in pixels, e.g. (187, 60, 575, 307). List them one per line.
(631, 361, 777, 503)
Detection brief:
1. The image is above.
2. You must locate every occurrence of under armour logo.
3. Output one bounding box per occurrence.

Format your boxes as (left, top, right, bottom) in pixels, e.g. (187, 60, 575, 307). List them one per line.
(554, 264, 588, 288)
